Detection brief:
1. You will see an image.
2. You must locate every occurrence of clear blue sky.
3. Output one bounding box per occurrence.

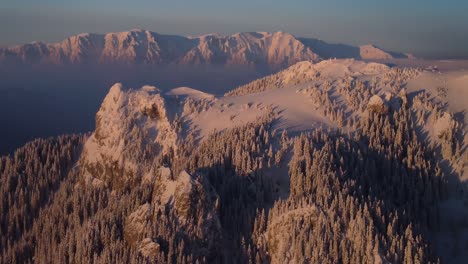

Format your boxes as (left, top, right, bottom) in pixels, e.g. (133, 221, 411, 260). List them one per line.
(1, 0, 467, 58)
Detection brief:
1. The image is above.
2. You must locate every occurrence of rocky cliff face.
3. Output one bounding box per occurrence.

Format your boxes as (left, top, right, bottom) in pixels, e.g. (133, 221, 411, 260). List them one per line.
(124, 168, 222, 259)
(78, 83, 222, 259)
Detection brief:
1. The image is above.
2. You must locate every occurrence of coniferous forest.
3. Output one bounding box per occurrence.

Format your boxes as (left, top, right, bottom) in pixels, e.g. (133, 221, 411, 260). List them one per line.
(1, 62, 466, 264)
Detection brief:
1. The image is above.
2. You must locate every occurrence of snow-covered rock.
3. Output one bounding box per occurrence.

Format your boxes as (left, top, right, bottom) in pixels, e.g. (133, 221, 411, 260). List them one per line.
(367, 95, 389, 114)
(262, 205, 319, 264)
(125, 203, 153, 245)
(154, 168, 220, 222)
(434, 112, 455, 138)
(150, 168, 222, 253)
(79, 83, 177, 188)
(138, 238, 161, 258)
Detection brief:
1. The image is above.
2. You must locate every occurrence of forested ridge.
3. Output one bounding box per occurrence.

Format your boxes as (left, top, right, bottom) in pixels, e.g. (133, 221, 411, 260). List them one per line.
(0, 64, 466, 263)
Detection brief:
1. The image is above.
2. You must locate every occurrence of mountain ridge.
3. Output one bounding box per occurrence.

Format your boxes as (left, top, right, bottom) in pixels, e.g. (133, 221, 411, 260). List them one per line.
(0, 29, 413, 67)
(1, 59, 466, 263)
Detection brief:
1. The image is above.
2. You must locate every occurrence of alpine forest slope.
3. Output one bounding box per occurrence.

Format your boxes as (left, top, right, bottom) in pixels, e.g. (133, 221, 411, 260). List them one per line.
(0, 29, 412, 68)
(1, 59, 467, 264)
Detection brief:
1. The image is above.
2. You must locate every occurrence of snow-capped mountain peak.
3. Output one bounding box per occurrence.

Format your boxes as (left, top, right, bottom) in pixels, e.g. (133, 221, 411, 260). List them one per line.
(0, 30, 412, 67)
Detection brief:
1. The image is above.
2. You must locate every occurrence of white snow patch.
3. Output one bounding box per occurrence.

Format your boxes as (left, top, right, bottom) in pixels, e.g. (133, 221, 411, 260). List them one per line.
(434, 112, 454, 138)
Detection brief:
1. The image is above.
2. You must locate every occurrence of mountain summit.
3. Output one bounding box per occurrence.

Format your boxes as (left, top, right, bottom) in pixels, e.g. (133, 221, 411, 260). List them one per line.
(0, 29, 412, 67)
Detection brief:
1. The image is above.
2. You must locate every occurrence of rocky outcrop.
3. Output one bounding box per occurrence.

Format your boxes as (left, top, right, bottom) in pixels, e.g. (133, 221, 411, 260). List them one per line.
(153, 168, 221, 225)
(125, 203, 153, 246)
(262, 205, 320, 264)
(138, 238, 161, 258)
(367, 95, 389, 114)
(79, 83, 177, 189)
(121, 168, 223, 259)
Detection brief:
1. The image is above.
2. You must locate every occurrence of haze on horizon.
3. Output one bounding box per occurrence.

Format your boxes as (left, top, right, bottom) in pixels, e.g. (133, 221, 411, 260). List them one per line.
(1, 0, 467, 59)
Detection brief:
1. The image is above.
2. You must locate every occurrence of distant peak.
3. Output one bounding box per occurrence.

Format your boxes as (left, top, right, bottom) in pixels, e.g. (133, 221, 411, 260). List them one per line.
(232, 31, 294, 39)
(129, 28, 147, 33)
(75, 33, 91, 37)
(198, 32, 223, 38)
(28, 41, 46, 45)
(361, 44, 378, 48)
(271, 30, 287, 34)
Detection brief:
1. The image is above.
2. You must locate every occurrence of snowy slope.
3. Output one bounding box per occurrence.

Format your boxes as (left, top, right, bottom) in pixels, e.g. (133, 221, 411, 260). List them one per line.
(406, 71, 468, 119)
(299, 37, 413, 59)
(77, 59, 467, 189)
(225, 58, 467, 183)
(76, 60, 393, 175)
(80, 59, 468, 156)
(225, 59, 393, 96)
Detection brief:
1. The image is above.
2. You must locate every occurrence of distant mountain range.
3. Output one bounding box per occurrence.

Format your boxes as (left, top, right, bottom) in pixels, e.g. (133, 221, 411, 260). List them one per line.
(0, 29, 413, 67)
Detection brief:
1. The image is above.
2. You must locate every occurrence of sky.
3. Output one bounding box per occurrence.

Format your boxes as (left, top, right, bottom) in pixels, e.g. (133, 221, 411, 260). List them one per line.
(1, 0, 468, 59)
